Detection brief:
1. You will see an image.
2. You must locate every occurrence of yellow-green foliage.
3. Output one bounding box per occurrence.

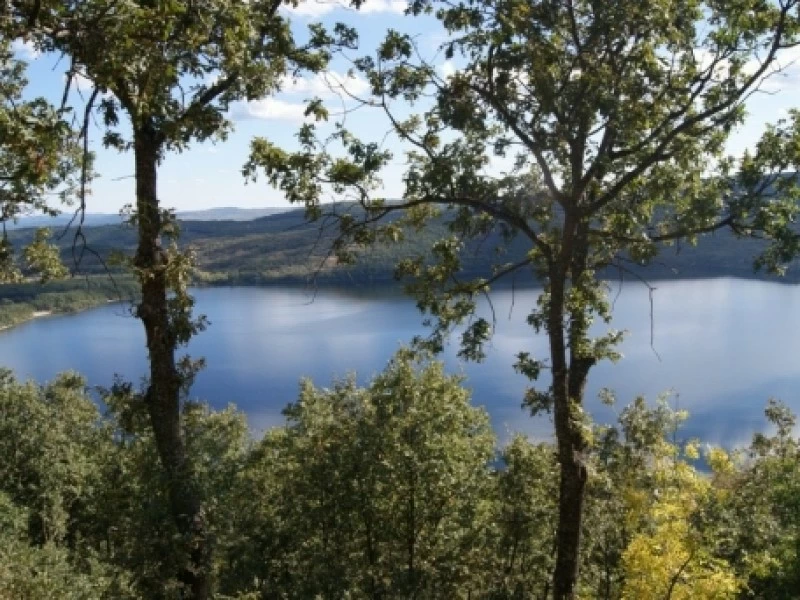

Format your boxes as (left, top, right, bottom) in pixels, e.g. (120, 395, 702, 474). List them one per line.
(621, 453, 741, 599)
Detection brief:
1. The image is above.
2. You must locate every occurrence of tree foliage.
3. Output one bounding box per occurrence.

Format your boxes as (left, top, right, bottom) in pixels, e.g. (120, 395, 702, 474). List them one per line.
(8, 1, 357, 594)
(250, 1, 800, 595)
(224, 349, 496, 598)
(3, 358, 800, 598)
(0, 371, 136, 598)
(0, 42, 81, 282)
(6, 1, 800, 598)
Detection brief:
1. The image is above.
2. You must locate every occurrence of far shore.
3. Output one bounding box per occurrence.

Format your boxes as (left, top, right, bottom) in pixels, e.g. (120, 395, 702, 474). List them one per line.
(1, 271, 798, 334)
(0, 310, 53, 332)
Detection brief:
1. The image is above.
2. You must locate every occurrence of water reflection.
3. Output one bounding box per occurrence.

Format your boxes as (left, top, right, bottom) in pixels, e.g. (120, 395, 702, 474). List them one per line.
(0, 279, 798, 447)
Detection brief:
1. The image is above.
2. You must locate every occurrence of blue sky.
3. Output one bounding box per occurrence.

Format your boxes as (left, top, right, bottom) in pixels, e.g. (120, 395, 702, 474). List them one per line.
(11, 1, 800, 215)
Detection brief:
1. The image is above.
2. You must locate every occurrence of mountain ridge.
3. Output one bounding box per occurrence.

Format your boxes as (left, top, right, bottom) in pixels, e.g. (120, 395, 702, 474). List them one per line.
(6, 206, 291, 229)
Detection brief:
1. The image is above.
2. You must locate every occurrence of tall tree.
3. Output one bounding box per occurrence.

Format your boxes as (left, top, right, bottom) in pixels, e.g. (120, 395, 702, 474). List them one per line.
(252, 1, 800, 597)
(11, 1, 352, 596)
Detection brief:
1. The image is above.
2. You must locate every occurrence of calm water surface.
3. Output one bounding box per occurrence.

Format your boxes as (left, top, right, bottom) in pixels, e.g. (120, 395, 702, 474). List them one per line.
(2, 278, 799, 446)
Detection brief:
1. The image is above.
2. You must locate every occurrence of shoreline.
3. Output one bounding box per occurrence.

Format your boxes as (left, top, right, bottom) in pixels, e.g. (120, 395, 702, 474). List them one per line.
(1, 272, 798, 334)
(0, 309, 53, 332)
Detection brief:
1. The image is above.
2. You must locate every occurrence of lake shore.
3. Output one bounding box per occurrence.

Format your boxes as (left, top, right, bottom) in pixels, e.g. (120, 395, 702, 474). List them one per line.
(0, 276, 141, 332)
(0, 309, 53, 332)
(1, 270, 797, 334)
(0, 279, 795, 447)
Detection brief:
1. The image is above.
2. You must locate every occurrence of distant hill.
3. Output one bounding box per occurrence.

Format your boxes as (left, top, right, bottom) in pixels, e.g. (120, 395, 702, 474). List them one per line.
(176, 207, 290, 221)
(4, 204, 798, 287)
(6, 206, 290, 230)
(6, 213, 124, 230)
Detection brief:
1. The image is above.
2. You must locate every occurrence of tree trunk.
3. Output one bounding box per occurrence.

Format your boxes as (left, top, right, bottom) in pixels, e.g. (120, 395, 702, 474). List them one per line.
(549, 225, 590, 600)
(552, 446, 587, 600)
(133, 126, 210, 600)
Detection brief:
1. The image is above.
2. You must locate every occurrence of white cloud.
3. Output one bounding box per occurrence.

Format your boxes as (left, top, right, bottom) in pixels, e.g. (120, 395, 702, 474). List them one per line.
(280, 70, 370, 98)
(692, 45, 800, 94)
(438, 60, 457, 81)
(359, 0, 407, 13)
(229, 97, 308, 121)
(229, 71, 371, 121)
(285, 0, 406, 17)
(71, 72, 95, 93)
(747, 45, 800, 93)
(11, 39, 39, 60)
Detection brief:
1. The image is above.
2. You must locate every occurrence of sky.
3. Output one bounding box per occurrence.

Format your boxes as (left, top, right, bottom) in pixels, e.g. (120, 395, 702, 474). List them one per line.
(11, 1, 800, 215)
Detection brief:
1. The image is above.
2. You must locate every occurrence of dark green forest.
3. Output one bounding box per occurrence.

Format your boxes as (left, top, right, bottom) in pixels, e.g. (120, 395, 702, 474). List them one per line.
(6, 0, 800, 598)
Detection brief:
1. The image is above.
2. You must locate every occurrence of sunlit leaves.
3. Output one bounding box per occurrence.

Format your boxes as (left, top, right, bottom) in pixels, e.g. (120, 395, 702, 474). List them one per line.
(0, 42, 81, 280)
(229, 349, 496, 598)
(23, 228, 69, 283)
(0, 44, 80, 219)
(0, 238, 22, 283)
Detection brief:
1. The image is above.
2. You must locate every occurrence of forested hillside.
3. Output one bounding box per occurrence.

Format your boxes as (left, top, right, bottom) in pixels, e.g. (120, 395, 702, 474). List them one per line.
(5, 205, 790, 287)
(0, 204, 787, 339)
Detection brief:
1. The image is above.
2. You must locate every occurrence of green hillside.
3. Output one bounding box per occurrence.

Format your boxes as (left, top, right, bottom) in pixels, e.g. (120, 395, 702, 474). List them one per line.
(5, 204, 795, 290)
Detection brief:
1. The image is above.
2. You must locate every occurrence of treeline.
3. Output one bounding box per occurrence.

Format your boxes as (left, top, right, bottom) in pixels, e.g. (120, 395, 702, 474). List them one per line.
(0, 277, 138, 329)
(0, 208, 788, 332)
(2, 350, 798, 599)
(5, 205, 793, 289)
(6, 207, 457, 285)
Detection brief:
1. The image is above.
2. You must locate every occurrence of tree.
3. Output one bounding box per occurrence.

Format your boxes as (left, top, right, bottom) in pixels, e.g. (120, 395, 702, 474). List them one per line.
(0, 40, 79, 282)
(0, 365, 257, 598)
(96, 382, 253, 598)
(0, 370, 109, 549)
(10, 1, 354, 596)
(595, 397, 741, 600)
(0, 491, 134, 600)
(226, 349, 496, 598)
(252, 1, 800, 596)
(707, 401, 800, 598)
(485, 436, 559, 599)
(0, 370, 138, 598)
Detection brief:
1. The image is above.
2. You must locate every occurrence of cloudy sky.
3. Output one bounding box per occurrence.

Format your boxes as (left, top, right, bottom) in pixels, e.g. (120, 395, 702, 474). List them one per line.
(11, 1, 800, 214)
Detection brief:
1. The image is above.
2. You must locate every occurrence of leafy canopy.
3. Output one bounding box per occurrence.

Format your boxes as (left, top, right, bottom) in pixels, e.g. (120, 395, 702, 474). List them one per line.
(0, 42, 81, 282)
(24, 0, 350, 149)
(252, 0, 800, 376)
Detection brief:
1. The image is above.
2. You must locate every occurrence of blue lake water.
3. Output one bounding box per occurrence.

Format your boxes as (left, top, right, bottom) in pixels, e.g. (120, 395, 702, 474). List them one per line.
(2, 278, 799, 446)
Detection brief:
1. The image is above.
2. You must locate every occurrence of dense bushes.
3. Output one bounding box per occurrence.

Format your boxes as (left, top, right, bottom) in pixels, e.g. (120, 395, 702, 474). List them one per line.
(1, 353, 799, 598)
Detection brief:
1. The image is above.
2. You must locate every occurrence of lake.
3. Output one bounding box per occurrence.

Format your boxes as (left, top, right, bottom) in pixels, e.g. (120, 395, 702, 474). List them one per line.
(1, 278, 798, 447)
